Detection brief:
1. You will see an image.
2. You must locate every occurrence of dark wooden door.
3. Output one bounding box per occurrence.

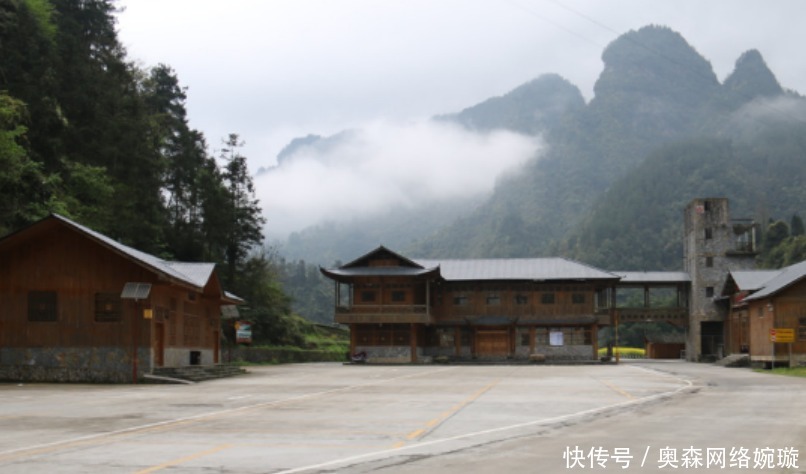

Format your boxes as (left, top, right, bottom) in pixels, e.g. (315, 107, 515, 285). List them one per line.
(154, 322, 165, 367)
(476, 329, 510, 357)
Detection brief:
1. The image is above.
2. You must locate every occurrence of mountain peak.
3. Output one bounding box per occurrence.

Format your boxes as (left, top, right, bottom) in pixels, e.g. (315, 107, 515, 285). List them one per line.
(594, 25, 719, 104)
(722, 49, 782, 101)
(436, 73, 585, 135)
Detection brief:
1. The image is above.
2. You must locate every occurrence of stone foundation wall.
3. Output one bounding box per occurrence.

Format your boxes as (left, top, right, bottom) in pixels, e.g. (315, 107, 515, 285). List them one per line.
(162, 348, 216, 367)
(515, 346, 531, 358)
(352, 344, 594, 363)
(421, 346, 456, 358)
(356, 346, 411, 363)
(0, 347, 150, 383)
(535, 345, 594, 361)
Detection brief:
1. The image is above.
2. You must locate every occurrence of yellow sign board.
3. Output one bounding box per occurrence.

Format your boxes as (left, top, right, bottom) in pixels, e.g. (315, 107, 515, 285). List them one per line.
(770, 328, 795, 343)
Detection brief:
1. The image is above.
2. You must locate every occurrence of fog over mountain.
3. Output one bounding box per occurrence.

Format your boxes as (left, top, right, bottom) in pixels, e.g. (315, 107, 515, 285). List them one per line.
(270, 25, 806, 267)
(256, 119, 541, 239)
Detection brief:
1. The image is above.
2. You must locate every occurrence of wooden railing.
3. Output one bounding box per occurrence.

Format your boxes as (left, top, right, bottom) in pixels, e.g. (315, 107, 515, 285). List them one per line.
(616, 307, 689, 327)
(334, 305, 431, 324)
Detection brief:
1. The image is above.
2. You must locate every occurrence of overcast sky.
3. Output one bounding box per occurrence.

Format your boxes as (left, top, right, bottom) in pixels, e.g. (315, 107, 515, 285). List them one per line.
(115, 0, 806, 238)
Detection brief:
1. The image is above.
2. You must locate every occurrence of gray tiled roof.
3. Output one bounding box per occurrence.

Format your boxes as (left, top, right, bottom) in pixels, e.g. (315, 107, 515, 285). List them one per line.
(613, 271, 690, 284)
(729, 270, 781, 292)
(164, 262, 217, 289)
(51, 214, 217, 292)
(414, 257, 619, 281)
(323, 267, 438, 278)
(745, 260, 806, 301)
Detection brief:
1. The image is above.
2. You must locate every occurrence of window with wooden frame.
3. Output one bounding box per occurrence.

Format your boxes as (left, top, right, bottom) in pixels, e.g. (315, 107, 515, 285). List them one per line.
(453, 295, 469, 306)
(94, 292, 122, 322)
(541, 293, 556, 304)
(572, 293, 586, 304)
(799, 317, 806, 342)
(28, 291, 58, 322)
(391, 290, 406, 303)
(515, 294, 529, 305)
(486, 294, 501, 305)
(360, 290, 376, 302)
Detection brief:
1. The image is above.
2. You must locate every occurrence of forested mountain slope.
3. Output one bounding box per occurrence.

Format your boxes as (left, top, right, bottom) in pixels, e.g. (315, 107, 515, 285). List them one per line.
(415, 26, 751, 258)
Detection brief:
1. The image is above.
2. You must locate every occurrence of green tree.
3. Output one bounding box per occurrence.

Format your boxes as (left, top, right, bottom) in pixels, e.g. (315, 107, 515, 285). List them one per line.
(232, 252, 303, 346)
(0, 93, 50, 233)
(763, 220, 789, 251)
(0, 0, 61, 168)
(219, 134, 266, 288)
(141, 64, 217, 261)
(791, 214, 804, 237)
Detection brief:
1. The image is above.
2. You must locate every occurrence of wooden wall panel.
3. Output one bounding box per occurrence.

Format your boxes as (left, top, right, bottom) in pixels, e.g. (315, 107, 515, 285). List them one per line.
(0, 224, 217, 353)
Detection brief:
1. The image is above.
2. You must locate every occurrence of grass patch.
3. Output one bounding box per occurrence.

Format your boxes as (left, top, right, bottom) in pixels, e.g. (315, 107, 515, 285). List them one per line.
(230, 324, 350, 365)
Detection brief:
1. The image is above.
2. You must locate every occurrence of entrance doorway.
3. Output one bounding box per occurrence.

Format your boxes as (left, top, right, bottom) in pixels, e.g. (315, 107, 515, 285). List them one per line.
(701, 321, 724, 360)
(476, 329, 510, 357)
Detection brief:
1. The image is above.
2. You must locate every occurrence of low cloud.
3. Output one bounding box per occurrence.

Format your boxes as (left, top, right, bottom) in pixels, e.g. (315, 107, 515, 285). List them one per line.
(728, 95, 806, 133)
(255, 119, 541, 238)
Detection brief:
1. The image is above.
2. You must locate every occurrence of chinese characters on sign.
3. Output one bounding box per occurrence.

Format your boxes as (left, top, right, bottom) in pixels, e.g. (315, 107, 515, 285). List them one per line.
(563, 446, 799, 470)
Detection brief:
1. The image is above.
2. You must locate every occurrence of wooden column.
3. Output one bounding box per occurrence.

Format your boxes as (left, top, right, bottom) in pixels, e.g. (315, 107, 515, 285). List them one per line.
(335, 281, 339, 312)
(455, 326, 461, 357)
(592, 323, 599, 360)
(350, 324, 357, 356)
(426, 280, 431, 318)
(410, 323, 417, 363)
(529, 326, 536, 355)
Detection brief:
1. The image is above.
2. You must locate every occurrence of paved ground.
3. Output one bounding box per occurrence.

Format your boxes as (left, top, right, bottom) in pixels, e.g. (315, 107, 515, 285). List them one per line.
(0, 361, 803, 473)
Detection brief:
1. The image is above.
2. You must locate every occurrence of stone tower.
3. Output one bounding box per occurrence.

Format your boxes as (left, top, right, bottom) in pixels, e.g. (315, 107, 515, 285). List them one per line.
(683, 198, 757, 361)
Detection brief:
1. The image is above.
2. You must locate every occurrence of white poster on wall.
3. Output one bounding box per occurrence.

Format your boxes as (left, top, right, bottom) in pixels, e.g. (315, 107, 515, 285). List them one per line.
(549, 330, 564, 346)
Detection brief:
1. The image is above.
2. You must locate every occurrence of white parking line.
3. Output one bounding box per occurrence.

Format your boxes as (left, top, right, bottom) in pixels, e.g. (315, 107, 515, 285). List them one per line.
(274, 369, 695, 474)
(0, 366, 458, 461)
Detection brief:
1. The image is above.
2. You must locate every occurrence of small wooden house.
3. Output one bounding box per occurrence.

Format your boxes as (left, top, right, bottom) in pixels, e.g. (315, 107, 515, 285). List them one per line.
(0, 214, 240, 382)
(320, 246, 620, 363)
(723, 262, 806, 367)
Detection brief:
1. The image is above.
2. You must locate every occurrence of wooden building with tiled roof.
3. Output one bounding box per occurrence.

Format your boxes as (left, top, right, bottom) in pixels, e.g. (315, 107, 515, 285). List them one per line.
(722, 262, 806, 367)
(320, 246, 622, 363)
(0, 214, 241, 382)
